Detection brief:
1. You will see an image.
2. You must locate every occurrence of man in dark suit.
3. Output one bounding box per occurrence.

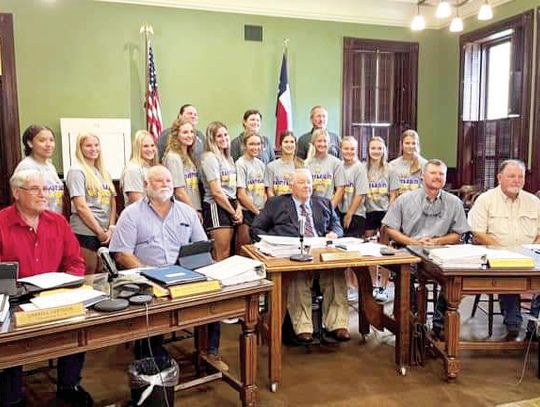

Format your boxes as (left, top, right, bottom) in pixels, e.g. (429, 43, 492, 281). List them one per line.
(251, 168, 350, 343)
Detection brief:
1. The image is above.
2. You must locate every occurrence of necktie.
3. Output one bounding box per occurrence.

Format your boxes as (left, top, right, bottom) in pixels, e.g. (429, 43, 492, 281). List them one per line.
(300, 204, 315, 237)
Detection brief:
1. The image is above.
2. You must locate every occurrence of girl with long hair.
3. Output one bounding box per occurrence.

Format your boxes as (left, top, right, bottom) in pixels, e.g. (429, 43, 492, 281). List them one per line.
(162, 118, 202, 212)
(389, 129, 427, 196)
(235, 131, 266, 252)
(365, 136, 400, 302)
(14, 125, 64, 214)
(305, 129, 345, 208)
(264, 131, 303, 198)
(120, 129, 157, 205)
(200, 121, 241, 260)
(339, 136, 368, 237)
(66, 132, 116, 274)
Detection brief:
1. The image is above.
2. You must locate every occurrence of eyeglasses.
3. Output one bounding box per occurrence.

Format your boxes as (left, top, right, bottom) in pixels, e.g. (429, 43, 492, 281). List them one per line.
(19, 186, 48, 195)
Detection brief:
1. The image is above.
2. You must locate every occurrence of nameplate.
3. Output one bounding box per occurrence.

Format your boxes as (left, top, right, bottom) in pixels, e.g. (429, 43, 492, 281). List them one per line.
(488, 258, 535, 269)
(169, 280, 221, 299)
(320, 252, 363, 262)
(14, 303, 85, 328)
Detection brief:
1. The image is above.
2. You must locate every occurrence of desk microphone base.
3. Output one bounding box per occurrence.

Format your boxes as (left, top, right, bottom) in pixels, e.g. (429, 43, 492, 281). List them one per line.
(290, 254, 314, 262)
(94, 298, 130, 312)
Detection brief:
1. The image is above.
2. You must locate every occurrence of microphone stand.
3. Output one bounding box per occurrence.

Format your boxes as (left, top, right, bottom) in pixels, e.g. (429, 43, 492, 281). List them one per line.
(290, 216, 314, 262)
(94, 250, 130, 312)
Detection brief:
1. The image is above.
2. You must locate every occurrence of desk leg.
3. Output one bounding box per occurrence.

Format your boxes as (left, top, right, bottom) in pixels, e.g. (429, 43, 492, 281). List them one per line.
(394, 264, 411, 371)
(240, 294, 259, 407)
(416, 274, 427, 325)
(268, 272, 282, 392)
(444, 278, 461, 381)
(354, 266, 376, 335)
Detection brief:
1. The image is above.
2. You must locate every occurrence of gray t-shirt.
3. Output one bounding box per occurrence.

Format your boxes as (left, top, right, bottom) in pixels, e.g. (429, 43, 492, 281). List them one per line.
(120, 162, 149, 206)
(389, 155, 428, 195)
(200, 152, 237, 203)
(230, 132, 275, 164)
(158, 128, 205, 163)
(236, 156, 266, 211)
(339, 161, 368, 217)
(306, 155, 346, 200)
(163, 151, 202, 211)
(14, 156, 64, 214)
(263, 159, 298, 196)
(66, 164, 114, 236)
(382, 188, 469, 240)
(365, 164, 400, 213)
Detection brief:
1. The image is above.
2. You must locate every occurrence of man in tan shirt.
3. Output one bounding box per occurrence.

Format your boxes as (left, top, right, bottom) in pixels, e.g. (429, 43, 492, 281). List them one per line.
(468, 159, 540, 339)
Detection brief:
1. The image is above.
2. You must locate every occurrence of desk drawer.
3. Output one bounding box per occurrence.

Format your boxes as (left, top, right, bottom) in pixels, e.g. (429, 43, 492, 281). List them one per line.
(0, 331, 78, 362)
(177, 298, 245, 326)
(87, 313, 171, 345)
(462, 278, 527, 291)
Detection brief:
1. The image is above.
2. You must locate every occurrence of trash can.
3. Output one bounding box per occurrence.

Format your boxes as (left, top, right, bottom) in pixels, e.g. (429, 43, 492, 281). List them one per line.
(129, 356, 179, 407)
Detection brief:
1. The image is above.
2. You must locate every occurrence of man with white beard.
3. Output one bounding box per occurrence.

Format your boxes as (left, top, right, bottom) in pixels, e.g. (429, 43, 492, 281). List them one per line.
(109, 166, 229, 369)
(110, 165, 206, 268)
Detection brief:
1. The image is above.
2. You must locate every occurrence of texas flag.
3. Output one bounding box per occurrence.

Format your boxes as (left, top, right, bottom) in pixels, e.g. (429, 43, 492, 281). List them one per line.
(275, 52, 293, 149)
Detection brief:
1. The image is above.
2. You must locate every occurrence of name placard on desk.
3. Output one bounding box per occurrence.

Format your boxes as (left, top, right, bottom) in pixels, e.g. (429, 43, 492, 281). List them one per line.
(14, 303, 85, 328)
(320, 252, 363, 262)
(169, 280, 221, 299)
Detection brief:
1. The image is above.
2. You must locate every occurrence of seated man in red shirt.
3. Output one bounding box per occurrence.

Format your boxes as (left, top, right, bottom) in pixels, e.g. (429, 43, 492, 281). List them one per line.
(0, 170, 92, 407)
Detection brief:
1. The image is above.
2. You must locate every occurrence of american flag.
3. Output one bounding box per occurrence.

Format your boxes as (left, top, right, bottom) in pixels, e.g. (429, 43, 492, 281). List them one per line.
(145, 42, 163, 142)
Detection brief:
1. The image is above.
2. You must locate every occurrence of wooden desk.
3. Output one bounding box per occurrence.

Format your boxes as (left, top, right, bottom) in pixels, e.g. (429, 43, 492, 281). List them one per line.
(242, 245, 421, 392)
(0, 279, 273, 407)
(409, 246, 540, 381)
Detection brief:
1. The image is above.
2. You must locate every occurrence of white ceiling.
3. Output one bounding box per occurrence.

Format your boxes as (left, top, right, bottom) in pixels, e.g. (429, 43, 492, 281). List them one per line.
(95, 0, 512, 29)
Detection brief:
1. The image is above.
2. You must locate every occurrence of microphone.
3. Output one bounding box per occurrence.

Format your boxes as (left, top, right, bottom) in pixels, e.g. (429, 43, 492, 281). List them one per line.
(97, 247, 119, 278)
(290, 215, 313, 262)
(94, 247, 129, 312)
(298, 215, 306, 238)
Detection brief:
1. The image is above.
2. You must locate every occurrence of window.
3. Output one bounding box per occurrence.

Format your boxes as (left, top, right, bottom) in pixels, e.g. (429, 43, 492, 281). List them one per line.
(457, 11, 533, 189)
(342, 38, 418, 159)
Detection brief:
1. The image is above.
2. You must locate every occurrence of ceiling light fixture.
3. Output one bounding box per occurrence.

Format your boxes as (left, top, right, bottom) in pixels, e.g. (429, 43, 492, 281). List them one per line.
(436, 1, 452, 19)
(478, 0, 493, 21)
(411, 0, 495, 33)
(449, 3, 464, 33)
(411, 3, 426, 31)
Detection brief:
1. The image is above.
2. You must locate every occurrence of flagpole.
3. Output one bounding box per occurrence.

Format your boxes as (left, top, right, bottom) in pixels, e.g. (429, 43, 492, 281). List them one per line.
(140, 24, 153, 109)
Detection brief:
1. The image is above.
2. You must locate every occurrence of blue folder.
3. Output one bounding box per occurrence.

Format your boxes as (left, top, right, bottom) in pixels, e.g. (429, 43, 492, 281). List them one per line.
(141, 265, 207, 287)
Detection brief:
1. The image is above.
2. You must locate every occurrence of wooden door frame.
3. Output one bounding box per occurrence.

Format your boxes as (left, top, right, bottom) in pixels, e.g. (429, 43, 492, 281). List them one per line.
(0, 13, 21, 207)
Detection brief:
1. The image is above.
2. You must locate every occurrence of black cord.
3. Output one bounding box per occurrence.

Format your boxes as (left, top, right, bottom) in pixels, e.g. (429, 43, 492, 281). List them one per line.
(144, 303, 171, 407)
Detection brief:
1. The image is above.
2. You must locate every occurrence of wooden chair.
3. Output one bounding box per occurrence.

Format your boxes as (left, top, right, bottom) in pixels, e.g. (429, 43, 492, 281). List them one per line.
(470, 294, 534, 336)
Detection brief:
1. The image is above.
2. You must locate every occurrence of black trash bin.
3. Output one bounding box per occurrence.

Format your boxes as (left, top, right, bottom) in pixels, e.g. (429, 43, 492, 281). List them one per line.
(129, 357, 179, 407)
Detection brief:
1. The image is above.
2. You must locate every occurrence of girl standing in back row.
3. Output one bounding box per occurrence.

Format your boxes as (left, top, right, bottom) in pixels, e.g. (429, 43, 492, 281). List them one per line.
(163, 118, 202, 213)
(305, 129, 345, 209)
(14, 125, 65, 214)
(264, 131, 304, 198)
(389, 130, 427, 196)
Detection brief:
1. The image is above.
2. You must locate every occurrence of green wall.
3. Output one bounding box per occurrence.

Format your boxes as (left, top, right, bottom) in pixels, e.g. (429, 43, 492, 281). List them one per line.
(2, 0, 538, 170)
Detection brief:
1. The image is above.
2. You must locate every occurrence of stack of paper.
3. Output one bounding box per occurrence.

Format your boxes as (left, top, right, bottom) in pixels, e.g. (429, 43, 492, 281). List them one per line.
(428, 245, 489, 268)
(428, 245, 535, 269)
(255, 235, 328, 258)
(29, 286, 107, 309)
(196, 255, 265, 286)
(334, 240, 386, 257)
(0, 294, 9, 323)
(18, 272, 83, 290)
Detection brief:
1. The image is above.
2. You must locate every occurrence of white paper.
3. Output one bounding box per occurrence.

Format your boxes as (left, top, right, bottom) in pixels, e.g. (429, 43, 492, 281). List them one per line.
(258, 235, 328, 248)
(30, 288, 107, 309)
(18, 272, 83, 289)
(196, 255, 265, 284)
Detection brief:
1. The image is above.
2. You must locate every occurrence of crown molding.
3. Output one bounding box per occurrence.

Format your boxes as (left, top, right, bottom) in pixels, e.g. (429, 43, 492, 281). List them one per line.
(94, 0, 514, 30)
